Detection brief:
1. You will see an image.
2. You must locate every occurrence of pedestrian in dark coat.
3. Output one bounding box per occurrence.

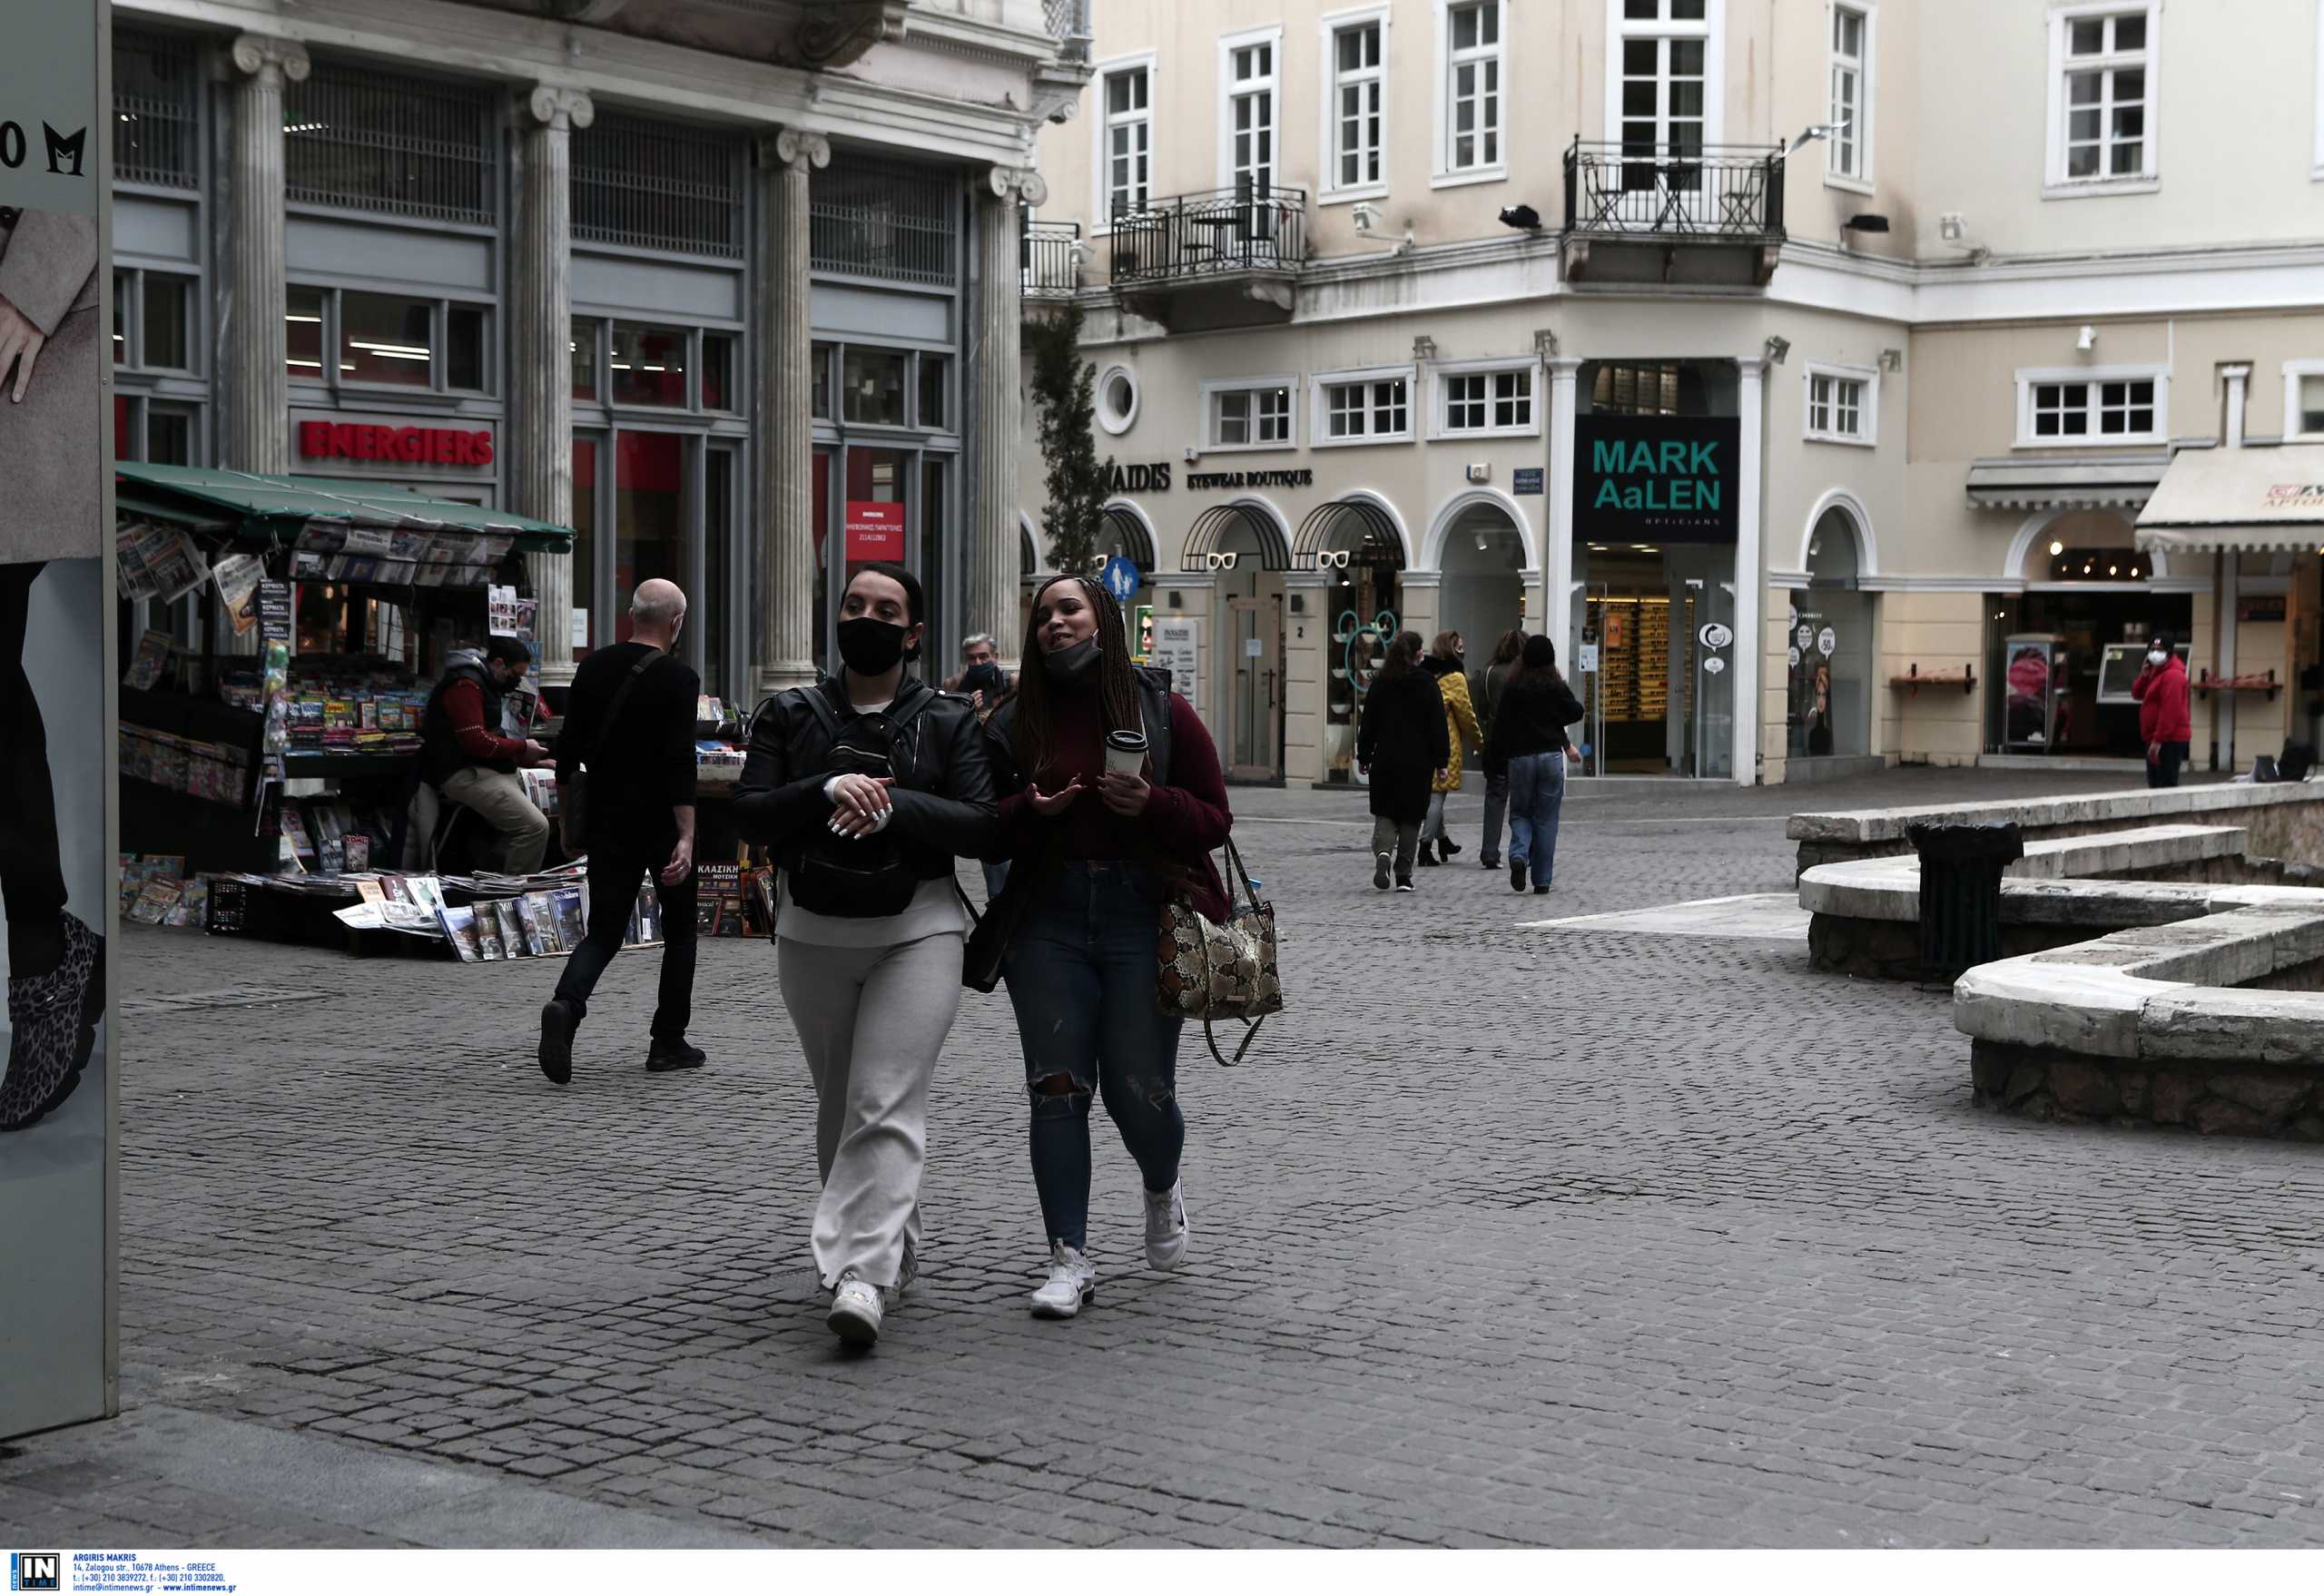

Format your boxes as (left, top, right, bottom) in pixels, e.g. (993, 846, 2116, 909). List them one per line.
(1355, 631, 1449, 892)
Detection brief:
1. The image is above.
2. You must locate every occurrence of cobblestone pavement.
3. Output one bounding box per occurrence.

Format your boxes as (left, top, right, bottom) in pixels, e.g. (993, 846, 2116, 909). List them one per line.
(11, 767, 2324, 1548)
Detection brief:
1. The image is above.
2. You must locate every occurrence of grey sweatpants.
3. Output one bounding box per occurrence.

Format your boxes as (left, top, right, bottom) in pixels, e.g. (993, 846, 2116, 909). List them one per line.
(777, 931, 964, 1291)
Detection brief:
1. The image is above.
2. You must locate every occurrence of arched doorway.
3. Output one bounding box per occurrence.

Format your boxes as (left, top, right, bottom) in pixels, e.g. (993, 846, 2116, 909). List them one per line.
(1787, 503, 1876, 761)
(1988, 507, 2186, 756)
(1185, 500, 1291, 781)
(1296, 497, 1410, 748)
(1433, 496, 1529, 682)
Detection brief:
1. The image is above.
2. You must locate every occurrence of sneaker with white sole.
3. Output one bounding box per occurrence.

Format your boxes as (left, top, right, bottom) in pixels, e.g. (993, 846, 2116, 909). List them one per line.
(1029, 1243, 1096, 1318)
(1144, 1181, 1189, 1271)
(827, 1270, 883, 1346)
(1373, 852, 1392, 891)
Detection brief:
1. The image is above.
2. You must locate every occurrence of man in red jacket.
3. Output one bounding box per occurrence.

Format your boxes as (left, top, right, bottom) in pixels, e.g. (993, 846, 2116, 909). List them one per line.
(2132, 633, 2191, 788)
(419, 635, 552, 872)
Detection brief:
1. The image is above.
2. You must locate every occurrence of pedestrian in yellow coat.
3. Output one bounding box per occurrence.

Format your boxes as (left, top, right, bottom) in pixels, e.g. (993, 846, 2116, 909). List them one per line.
(1418, 631, 1481, 865)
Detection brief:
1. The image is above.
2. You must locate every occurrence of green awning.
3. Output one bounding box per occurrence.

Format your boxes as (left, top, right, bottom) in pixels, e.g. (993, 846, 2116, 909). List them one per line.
(114, 462, 575, 553)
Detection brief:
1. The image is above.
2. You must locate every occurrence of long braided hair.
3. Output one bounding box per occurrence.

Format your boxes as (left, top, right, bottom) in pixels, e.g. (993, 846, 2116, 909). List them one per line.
(1010, 574, 1145, 784)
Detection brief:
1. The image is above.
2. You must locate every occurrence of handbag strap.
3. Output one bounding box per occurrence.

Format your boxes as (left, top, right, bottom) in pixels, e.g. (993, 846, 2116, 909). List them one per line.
(1217, 833, 1263, 909)
(583, 647, 665, 771)
(1204, 1013, 1265, 1068)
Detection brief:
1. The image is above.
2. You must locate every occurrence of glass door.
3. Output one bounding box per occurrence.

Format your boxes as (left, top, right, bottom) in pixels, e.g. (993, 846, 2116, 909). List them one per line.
(704, 441, 740, 701)
(1226, 594, 1281, 781)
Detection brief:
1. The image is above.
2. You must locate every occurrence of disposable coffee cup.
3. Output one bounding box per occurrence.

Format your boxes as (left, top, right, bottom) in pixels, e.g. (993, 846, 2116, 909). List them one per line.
(1105, 728, 1149, 777)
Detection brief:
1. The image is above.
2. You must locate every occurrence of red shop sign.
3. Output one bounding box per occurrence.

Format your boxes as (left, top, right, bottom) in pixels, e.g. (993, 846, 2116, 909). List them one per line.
(844, 499, 906, 561)
(298, 420, 496, 468)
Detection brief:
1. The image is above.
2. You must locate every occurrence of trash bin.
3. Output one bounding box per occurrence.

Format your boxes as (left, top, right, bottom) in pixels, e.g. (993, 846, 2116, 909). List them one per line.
(1905, 820, 2024, 979)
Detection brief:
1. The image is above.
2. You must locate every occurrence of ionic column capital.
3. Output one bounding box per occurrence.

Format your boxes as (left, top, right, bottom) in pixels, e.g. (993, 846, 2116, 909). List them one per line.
(985, 165, 1047, 206)
(230, 34, 310, 86)
(763, 129, 832, 173)
(525, 84, 596, 132)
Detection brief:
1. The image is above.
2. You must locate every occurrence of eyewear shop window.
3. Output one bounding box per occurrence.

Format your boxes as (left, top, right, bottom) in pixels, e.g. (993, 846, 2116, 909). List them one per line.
(570, 319, 746, 694)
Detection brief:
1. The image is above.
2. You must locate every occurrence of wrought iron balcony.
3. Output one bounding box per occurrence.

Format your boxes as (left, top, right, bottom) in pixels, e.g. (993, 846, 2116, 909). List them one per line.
(1108, 183, 1307, 291)
(1021, 218, 1081, 299)
(1041, 0, 1091, 64)
(1560, 140, 1785, 284)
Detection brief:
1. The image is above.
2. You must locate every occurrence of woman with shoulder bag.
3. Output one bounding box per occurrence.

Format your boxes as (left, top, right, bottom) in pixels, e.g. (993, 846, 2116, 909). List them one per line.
(979, 575, 1232, 1321)
(1356, 632, 1450, 892)
(731, 563, 997, 1349)
(1482, 634, 1586, 896)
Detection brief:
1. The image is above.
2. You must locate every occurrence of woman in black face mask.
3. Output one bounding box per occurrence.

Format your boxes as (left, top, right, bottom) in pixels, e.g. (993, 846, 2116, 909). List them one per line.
(978, 576, 1233, 1321)
(732, 563, 997, 1349)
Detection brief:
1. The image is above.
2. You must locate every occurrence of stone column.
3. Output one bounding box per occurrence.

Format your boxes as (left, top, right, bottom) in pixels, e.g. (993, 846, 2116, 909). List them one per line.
(1733, 359, 1767, 788)
(224, 34, 308, 474)
(1544, 358, 1581, 667)
(970, 167, 1043, 674)
(753, 129, 829, 697)
(511, 85, 594, 685)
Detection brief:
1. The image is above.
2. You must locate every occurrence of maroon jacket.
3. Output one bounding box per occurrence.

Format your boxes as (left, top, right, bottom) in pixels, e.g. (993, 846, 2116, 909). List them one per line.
(990, 680, 1234, 921)
(2132, 654, 2191, 745)
(439, 677, 543, 768)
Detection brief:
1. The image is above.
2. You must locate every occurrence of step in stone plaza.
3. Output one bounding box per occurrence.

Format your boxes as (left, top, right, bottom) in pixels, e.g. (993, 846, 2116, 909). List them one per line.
(10, 768, 2324, 1549)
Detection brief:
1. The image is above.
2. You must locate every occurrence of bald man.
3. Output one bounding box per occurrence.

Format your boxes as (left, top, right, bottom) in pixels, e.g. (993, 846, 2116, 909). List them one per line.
(541, 579, 706, 1083)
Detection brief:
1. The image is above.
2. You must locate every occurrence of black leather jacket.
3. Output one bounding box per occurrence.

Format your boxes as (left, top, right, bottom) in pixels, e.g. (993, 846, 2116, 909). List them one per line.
(733, 675, 998, 880)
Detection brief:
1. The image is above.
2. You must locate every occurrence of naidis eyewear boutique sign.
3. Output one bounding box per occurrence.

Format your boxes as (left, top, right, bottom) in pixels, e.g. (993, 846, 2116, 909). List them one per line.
(1573, 414, 1742, 544)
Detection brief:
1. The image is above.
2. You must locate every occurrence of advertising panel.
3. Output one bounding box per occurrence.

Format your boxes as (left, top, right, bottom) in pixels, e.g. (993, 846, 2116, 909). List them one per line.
(1572, 414, 1742, 545)
(0, 0, 113, 1439)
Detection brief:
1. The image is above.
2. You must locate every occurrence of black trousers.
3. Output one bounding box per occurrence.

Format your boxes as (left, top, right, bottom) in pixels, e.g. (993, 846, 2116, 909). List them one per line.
(552, 841, 697, 1039)
(0, 561, 65, 942)
(2147, 740, 2190, 788)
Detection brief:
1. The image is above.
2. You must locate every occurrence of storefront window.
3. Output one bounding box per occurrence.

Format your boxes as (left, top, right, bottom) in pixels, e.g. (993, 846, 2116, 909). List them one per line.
(571, 319, 597, 401)
(615, 431, 685, 642)
(611, 321, 688, 408)
(703, 333, 736, 412)
(918, 354, 949, 430)
(340, 291, 435, 387)
(111, 271, 127, 365)
(921, 457, 948, 662)
(812, 343, 832, 419)
(704, 446, 736, 695)
(812, 448, 832, 675)
(286, 287, 325, 380)
(572, 438, 598, 655)
(146, 406, 194, 467)
(143, 274, 192, 371)
(842, 347, 908, 426)
(447, 305, 487, 391)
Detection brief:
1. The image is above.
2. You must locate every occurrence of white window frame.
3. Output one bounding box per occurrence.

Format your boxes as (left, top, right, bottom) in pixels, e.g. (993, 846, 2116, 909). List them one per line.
(2043, 2, 2162, 199)
(1603, 0, 1727, 150)
(1428, 357, 1541, 440)
(1319, 5, 1392, 203)
(1091, 51, 1158, 236)
(1802, 360, 1878, 447)
(1097, 363, 1140, 437)
(2014, 363, 2170, 447)
(1217, 25, 1285, 197)
(2285, 360, 2324, 441)
(1433, 0, 1509, 189)
(1202, 375, 1301, 452)
(1310, 363, 1417, 448)
(1825, 2, 1875, 195)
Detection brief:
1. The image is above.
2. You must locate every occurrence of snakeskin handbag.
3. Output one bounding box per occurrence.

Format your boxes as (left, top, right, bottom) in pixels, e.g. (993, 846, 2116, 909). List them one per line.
(1155, 835, 1283, 1067)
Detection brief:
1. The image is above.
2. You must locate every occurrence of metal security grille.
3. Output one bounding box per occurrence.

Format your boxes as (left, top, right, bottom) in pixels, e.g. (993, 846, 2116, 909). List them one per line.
(572, 113, 744, 259)
(114, 28, 200, 189)
(284, 64, 494, 225)
(812, 157, 956, 287)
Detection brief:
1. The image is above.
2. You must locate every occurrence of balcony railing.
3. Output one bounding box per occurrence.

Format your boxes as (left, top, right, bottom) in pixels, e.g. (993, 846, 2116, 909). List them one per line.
(1108, 183, 1307, 288)
(1561, 140, 1785, 241)
(1022, 218, 1080, 298)
(1042, 0, 1091, 64)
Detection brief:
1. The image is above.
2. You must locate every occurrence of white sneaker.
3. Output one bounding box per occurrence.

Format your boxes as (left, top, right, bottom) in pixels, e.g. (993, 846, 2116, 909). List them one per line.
(827, 1271, 883, 1346)
(1029, 1243, 1096, 1318)
(1144, 1180, 1189, 1271)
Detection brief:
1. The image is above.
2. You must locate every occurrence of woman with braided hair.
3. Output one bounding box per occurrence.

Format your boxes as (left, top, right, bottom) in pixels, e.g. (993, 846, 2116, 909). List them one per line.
(980, 574, 1233, 1319)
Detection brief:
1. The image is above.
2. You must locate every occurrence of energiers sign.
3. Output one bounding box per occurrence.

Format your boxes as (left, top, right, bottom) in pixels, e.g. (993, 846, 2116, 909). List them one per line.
(297, 419, 496, 468)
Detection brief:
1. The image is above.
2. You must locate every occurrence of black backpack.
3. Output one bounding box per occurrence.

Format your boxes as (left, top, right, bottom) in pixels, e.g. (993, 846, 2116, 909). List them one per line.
(787, 687, 935, 918)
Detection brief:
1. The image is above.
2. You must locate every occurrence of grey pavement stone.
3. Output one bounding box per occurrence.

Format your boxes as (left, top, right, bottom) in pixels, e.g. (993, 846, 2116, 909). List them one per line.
(10, 769, 2324, 1547)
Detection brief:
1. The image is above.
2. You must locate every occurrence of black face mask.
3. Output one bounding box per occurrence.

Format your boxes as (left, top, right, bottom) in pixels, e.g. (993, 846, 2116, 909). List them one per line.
(1042, 636, 1101, 685)
(961, 662, 1005, 697)
(836, 617, 910, 676)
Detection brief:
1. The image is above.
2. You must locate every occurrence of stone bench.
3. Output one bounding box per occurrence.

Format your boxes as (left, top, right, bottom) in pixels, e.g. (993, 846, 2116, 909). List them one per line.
(1800, 824, 2262, 976)
(1788, 779, 2324, 877)
(1955, 902, 2324, 1138)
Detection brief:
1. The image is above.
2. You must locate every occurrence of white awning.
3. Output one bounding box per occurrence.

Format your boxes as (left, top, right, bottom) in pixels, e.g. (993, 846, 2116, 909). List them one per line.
(2135, 443, 2324, 556)
(1964, 453, 2167, 510)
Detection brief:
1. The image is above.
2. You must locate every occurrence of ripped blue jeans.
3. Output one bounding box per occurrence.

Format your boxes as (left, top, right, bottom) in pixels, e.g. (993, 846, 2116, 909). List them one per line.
(1003, 861, 1187, 1253)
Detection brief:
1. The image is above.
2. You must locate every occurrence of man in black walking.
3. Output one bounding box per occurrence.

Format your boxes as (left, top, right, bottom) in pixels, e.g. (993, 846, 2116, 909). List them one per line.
(537, 578, 704, 1083)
